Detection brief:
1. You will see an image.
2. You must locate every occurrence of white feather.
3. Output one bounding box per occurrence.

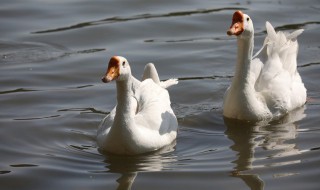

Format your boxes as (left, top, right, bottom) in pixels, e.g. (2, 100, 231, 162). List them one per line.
(223, 17, 306, 121)
(97, 57, 178, 155)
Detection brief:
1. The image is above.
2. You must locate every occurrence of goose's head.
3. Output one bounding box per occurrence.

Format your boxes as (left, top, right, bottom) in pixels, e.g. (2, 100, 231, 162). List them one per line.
(102, 56, 131, 83)
(227, 11, 254, 38)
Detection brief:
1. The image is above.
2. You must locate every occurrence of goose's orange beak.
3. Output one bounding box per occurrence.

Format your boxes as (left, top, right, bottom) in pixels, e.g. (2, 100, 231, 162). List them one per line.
(102, 56, 120, 83)
(227, 11, 244, 36)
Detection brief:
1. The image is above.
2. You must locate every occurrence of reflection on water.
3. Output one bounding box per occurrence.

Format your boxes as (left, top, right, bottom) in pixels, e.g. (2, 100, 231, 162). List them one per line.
(224, 107, 306, 190)
(116, 172, 137, 190)
(98, 142, 177, 190)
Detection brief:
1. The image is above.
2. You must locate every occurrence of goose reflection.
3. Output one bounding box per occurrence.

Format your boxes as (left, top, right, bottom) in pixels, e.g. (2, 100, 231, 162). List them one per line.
(224, 106, 306, 190)
(100, 142, 177, 190)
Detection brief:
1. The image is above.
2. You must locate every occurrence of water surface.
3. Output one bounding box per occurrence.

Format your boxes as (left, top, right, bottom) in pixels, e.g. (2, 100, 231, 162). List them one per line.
(1, 0, 320, 189)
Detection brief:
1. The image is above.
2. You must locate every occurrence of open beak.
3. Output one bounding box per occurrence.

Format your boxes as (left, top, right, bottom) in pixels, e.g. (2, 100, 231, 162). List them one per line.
(227, 11, 244, 36)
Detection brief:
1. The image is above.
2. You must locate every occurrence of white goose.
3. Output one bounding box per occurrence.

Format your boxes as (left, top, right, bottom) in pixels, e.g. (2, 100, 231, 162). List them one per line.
(223, 11, 307, 121)
(97, 56, 178, 155)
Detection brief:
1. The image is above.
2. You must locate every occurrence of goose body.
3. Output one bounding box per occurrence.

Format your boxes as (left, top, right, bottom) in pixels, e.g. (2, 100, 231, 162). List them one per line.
(223, 11, 306, 121)
(97, 56, 178, 155)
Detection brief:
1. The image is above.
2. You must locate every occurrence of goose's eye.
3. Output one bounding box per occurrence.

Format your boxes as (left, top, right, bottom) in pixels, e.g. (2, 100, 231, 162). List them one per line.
(247, 17, 250, 21)
(122, 61, 125, 66)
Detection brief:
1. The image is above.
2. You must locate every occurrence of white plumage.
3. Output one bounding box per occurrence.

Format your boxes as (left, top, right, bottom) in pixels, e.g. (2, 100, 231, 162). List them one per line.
(223, 11, 306, 121)
(98, 56, 178, 155)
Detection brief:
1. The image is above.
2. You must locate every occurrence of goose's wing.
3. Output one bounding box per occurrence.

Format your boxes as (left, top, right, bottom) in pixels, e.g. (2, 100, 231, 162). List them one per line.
(134, 79, 177, 133)
(142, 63, 161, 84)
(264, 22, 303, 75)
(142, 63, 178, 88)
(255, 22, 304, 90)
(254, 22, 306, 113)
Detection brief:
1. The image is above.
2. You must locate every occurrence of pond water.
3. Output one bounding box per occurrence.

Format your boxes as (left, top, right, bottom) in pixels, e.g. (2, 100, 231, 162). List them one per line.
(0, 0, 319, 189)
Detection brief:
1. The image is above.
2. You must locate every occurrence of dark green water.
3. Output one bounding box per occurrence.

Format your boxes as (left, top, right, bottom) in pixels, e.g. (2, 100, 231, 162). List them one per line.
(0, 0, 319, 189)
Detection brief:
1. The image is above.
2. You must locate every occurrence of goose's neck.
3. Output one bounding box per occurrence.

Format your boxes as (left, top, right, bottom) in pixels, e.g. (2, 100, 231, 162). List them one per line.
(233, 36, 254, 88)
(115, 76, 136, 118)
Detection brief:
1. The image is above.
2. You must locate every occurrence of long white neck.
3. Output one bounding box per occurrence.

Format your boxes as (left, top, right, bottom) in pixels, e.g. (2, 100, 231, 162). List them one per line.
(225, 34, 259, 118)
(224, 32, 268, 120)
(114, 76, 136, 126)
(231, 35, 254, 89)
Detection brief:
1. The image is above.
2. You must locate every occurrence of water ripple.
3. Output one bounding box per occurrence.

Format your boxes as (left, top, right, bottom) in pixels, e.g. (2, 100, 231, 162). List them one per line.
(177, 75, 233, 81)
(145, 36, 233, 43)
(0, 40, 105, 64)
(32, 7, 247, 34)
(275, 21, 320, 31)
(0, 88, 37, 95)
(14, 115, 61, 121)
(0, 171, 11, 175)
(298, 62, 320, 68)
(10, 164, 38, 168)
(0, 85, 95, 96)
(58, 107, 108, 115)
